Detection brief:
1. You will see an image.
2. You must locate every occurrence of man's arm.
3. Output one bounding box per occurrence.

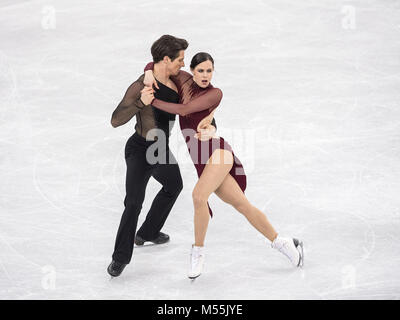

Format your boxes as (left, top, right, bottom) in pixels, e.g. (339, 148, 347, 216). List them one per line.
(111, 76, 146, 128)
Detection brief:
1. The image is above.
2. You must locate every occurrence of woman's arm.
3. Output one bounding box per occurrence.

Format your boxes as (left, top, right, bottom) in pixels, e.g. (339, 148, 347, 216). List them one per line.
(144, 62, 192, 90)
(150, 88, 223, 116)
(171, 70, 192, 89)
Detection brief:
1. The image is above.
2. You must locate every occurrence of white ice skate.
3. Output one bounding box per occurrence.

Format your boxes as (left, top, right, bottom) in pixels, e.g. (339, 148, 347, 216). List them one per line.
(188, 245, 205, 279)
(271, 236, 304, 267)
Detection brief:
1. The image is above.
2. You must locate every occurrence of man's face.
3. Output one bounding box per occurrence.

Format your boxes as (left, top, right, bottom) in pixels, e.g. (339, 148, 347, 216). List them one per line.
(167, 50, 185, 76)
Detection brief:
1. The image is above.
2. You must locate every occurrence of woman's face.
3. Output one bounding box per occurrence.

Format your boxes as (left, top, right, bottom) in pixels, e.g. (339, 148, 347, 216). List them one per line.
(191, 60, 214, 88)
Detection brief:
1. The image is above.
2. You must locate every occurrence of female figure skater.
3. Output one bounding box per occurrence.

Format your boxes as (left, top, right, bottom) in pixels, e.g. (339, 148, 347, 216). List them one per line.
(140, 53, 304, 279)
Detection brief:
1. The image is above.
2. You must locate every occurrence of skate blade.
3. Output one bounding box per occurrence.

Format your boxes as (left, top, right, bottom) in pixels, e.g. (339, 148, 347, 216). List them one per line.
(188, 274, 201, 282)
(134, 241, 170, 248)
(297, 241, 304, 268)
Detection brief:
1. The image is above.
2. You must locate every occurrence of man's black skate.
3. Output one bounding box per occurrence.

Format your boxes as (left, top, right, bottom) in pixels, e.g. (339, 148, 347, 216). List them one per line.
(135, 232, 170, 246)
(107, 260, 127, 277)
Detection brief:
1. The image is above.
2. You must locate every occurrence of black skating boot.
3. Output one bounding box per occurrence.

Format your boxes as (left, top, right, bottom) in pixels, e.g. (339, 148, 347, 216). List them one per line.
(107, 260, 127, 277)
(135, 232, 170, 246)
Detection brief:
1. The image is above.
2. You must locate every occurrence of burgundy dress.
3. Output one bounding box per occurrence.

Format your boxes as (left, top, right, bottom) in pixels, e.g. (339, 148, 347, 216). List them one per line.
(145, 63, 247, 217)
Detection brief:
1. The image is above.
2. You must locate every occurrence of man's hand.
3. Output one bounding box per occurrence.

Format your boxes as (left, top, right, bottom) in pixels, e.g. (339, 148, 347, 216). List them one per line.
(140, 86, 155, 105)
(143, 70, 159, 89)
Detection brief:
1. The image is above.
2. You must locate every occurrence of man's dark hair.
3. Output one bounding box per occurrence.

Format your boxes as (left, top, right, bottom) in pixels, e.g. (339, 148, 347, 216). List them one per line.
(151, 35, 188, 63)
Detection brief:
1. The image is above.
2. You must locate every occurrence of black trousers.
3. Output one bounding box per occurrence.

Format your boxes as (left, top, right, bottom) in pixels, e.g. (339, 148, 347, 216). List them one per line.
(112, 132, 183, 264)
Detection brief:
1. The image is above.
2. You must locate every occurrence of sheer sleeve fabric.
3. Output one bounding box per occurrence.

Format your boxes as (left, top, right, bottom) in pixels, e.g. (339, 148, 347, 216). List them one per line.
(144, 62, 192, 91)
(151, 88, 223, 117)
(111, 75, 146, 127)
(171, 70, 192, 89)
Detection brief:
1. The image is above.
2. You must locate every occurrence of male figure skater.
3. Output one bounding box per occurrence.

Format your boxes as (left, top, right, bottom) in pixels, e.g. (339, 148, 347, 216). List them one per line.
(107, 35, 217, 277)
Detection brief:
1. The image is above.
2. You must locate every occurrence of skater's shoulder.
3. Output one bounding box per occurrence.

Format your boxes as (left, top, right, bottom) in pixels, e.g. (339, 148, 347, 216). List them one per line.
(134, 74, 146, 85)
(206, 86, 223, 101)
(127, 74, 146, 87)
(124, 74, 146, 92)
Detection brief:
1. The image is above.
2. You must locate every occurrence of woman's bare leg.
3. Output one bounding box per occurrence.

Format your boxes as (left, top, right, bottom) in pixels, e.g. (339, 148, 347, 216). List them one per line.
(214, 174, 278, 242)
(192, 149, 233, 247)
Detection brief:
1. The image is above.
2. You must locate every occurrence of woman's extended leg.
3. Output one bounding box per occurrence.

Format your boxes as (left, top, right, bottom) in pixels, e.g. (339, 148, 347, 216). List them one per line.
(192, 149, 233, 247)
(214, 174, 278, 242)
(214, 174, 304, 267)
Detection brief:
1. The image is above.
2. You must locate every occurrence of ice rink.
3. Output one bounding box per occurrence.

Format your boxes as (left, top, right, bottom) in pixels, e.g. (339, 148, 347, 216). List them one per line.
(1, 0, 400, 299)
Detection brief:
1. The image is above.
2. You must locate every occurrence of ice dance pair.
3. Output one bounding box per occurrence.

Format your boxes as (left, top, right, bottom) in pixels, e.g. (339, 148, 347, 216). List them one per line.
(108, 35, 304, 279)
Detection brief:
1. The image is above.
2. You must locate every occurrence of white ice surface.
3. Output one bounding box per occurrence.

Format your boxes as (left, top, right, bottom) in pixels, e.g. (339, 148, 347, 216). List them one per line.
(1, 0, 400, 299)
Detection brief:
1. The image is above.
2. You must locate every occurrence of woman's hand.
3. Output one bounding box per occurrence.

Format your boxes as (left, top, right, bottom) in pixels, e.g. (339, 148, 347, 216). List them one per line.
(194, 124, 217, 141)
(143, 70, 159, 89)
(196, 110, 215, 131)
(195, 110, 217, 140)
(140, 86, 155, 106)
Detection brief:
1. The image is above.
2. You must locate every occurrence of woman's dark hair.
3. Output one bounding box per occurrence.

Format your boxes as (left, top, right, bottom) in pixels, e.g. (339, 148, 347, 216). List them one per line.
(151, 35, 188, 63)
(190, 52, 214, 69)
